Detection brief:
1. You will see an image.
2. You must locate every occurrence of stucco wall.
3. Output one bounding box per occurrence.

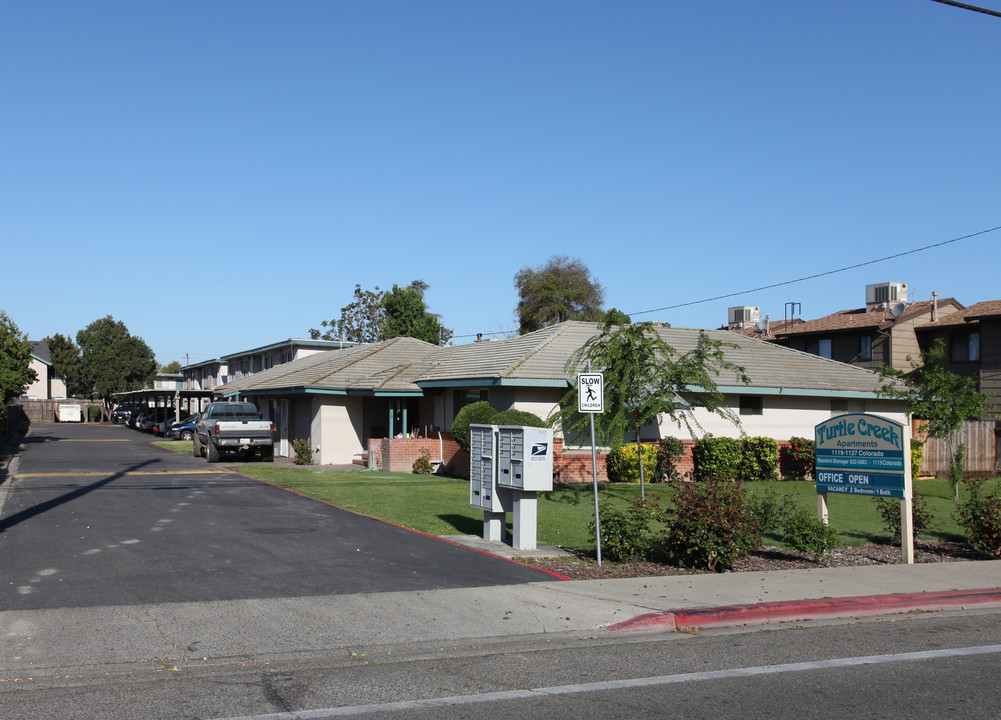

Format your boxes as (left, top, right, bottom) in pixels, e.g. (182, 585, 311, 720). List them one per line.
(311, 395, 365, 465)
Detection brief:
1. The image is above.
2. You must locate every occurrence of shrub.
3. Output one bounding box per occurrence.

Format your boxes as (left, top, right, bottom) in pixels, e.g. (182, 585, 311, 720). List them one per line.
(655, 437, 686, 482)
(88, 405, 103, 422)
(292, 438, 314, 465)
(654, 479, 760, 572)
(782, 437, 815, 480)
(605, 442, 659, 483)
(782, 509, 841, 561)
(740, 437, 779, 482)
(954, 479, 1001, 558)
(911, 439, 924, 477)
(874, 494, 937, 542)
(412, 448, 434, 475)
(691, 436, 742, 482)
(745, 486, 796, 538)
(589, 497, 653, 562)
(493, 408, 546, 428)
(451, 401, 498, 453)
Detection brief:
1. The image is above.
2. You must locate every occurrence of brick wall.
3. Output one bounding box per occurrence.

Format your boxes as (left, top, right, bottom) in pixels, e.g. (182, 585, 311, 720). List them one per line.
(370, 434, 464, 474)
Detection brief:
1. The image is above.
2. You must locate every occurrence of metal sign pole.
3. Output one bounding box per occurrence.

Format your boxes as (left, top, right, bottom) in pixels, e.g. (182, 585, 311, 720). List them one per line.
(587, 361, 602, 566)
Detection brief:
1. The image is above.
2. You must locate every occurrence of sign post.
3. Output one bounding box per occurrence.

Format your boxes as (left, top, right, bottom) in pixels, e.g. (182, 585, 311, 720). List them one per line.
(814, 413, 913, 563)
(579, 367, 604, 565)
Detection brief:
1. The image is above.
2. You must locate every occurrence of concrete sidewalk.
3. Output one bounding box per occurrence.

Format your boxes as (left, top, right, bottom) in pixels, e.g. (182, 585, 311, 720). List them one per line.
(2, 558, 999, 679)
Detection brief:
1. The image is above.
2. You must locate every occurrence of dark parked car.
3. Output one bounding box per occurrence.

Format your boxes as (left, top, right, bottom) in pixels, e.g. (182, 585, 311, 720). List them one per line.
(137, 408, 177, 433)
(167, 413, 199, 441)
(112, 402, 142, 424)
(154, 411, 192, 437)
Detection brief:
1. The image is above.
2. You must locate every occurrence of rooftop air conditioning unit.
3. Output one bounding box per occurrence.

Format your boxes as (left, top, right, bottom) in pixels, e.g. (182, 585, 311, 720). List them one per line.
(728, 306, 760, 325)
(866, 282, 908, 306)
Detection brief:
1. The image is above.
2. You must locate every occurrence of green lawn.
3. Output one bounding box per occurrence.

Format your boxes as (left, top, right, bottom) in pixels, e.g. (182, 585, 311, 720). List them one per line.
(153, 439, 989, 553)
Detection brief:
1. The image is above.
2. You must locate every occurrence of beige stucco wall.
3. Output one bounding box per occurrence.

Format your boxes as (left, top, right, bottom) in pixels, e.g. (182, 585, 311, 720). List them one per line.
(311, 395, 365, 465)
(657, 395, 910, 441)
(24, 358, 50, 399)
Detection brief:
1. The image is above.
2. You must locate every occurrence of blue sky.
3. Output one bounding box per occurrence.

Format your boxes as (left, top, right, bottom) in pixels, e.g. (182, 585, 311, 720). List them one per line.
(3, 1, 999, 365)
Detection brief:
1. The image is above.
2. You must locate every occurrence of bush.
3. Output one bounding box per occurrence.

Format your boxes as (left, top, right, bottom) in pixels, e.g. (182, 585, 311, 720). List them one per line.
(493, 408, 546, 428)
(782, 509, 841, 561)
(655, 437, 686, 482)
(451, 401, 498, 453)
(589, 497, 653, 562)
(782, 437, 815, 480)
(740, 437, 779, 482)
(606, 443, 659, 483)
(412, 448, 433, 475)
(654, 479, 760, 572)
(745, 486, 796, 538)
(292, 438, 314, 465)
(955, 479, 1001, 557)
(87, 405, 103, 422)
(691, 436, 742, 481)
(875, 494, 937, 542)
(911, 439, 924, 477)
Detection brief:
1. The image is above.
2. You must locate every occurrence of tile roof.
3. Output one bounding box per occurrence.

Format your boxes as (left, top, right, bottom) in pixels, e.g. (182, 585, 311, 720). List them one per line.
(216, 321, 892, 397)
(774, 299, 962, 336)
(918, 299, 1001, 328)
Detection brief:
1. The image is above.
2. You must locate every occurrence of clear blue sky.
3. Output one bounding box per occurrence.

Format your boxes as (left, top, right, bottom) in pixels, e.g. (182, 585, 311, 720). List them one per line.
(3, 1, 999, 365)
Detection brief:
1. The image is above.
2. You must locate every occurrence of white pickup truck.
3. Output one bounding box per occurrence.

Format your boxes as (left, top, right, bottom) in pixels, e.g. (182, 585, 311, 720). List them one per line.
(193, 401, 275, 463)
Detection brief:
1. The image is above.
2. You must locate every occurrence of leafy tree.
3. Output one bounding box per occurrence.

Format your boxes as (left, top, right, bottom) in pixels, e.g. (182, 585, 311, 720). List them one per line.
(380, 281, 453, 345)
(549, 320, 749, 493)
(514, 255, 605, 334)
(160, 361, 182, 374)
(600, 307, 631, 325)
(76, 316, 157, 421)
(877, 338, 996, 499)
(0, 310, 37, 406)
(43, 333, 82, 395)
(311, 284, 386, 343)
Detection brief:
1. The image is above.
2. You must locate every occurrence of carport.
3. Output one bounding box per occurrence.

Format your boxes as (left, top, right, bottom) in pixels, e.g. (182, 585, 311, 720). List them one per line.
(114, 388, 216, 424)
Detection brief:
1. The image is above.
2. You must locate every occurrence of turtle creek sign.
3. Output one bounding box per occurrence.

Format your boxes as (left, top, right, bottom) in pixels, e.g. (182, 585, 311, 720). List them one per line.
(814, 413, 908, 498)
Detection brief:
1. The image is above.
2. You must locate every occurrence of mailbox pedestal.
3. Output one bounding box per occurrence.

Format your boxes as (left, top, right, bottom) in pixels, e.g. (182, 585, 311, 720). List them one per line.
(470, 424, 553, 551)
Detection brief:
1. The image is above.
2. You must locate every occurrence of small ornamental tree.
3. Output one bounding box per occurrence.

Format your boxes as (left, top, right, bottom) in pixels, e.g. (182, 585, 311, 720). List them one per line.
(0, 310, 37, 406)
(877, 339, 996, 499)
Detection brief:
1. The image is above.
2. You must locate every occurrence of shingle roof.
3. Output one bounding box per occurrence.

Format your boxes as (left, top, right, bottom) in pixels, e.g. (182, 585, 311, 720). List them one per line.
(774, 299, 962, 336)
(218, 321, 892, 397)
(919, 299, 1001, 328)
(29, 341, 52, 364)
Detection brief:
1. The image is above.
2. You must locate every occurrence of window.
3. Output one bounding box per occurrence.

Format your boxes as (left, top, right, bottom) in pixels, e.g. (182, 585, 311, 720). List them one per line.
(951, 333, 980, 363)
(805, 338, 832, 359)
(739, 396, 763, 416)
(859, 335, 872, 360)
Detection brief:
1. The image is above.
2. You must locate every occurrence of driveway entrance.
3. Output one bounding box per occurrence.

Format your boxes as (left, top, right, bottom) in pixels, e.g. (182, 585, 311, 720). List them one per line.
(0, 424, 559, 611)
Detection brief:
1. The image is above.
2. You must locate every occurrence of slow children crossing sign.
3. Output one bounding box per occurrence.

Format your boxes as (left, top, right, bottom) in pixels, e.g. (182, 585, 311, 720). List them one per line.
(577, 373, 604, 414)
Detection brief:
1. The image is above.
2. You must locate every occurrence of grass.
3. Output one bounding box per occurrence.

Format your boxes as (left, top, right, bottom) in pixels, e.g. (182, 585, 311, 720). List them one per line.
(152, 439, 994, 553)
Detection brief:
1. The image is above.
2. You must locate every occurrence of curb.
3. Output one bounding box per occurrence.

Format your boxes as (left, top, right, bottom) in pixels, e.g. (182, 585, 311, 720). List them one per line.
(608, 588, 1001, 632)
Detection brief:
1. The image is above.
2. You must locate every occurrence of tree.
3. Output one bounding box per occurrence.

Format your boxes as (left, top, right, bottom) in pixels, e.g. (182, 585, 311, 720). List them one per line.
(380, 281, 453, 345)
(549, 320, 749, 494)
(877, 338, 996, 499)
(0, 310, 37, 406)
(76, 316, 157, 421)
(514, 255, 605, 334)
(600, 308, 632, 325)
(160, 361, 182, 374)
(310, 284, 386, 343)
(43, 333, 82, 395)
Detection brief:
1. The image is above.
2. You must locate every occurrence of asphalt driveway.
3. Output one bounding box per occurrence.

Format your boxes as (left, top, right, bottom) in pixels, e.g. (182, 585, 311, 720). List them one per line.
(0, 424, 559, 611)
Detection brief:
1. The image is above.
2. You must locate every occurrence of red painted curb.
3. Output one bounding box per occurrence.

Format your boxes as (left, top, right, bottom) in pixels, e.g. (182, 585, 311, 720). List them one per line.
(608, 588, 1001, 632)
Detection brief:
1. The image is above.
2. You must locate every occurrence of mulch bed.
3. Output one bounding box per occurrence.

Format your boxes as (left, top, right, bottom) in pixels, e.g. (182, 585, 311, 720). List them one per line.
(520, 541, 992, 580)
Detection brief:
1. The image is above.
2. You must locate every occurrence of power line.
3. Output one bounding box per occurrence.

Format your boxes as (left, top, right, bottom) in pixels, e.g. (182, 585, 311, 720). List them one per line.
(626, 224, 1001, 318)
(928, 0, 1001, 19)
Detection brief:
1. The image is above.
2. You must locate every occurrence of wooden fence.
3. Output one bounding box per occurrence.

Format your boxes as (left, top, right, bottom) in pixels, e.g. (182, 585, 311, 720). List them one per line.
(916, 419, 998, 477)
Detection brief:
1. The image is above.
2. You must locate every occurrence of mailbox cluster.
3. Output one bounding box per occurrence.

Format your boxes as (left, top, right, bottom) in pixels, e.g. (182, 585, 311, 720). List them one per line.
(469, 424, 554, 550)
